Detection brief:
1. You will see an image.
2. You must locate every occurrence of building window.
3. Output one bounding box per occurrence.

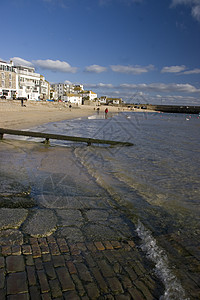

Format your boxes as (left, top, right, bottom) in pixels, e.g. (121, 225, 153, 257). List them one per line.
(9, 73, 12, 80)
(1, 73, 5, 79)
(2, 80, 5, 88)
(9, 82, 12, 88)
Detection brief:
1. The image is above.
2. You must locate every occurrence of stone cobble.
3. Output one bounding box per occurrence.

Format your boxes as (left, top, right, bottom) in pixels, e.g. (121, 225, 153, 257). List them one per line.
(0, 237, 165, 299)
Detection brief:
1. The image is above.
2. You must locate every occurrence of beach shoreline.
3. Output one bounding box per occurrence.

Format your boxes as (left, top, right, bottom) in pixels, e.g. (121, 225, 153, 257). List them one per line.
(0, 100, 129, 130)
(0, 99, 155, 130)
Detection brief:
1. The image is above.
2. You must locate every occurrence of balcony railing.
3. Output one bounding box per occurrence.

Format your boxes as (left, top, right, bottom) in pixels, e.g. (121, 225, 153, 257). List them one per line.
(20, 81, 35, 87)
(18, 70, 40, 78)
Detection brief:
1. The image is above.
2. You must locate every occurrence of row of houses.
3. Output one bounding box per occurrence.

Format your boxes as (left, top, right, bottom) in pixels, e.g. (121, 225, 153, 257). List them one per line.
(0, 60, 123, 105)
(51, 83, 98, 105)
(0, 60, 49, 101)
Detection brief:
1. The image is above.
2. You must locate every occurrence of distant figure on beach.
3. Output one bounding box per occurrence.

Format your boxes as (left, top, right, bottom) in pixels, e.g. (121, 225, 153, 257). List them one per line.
(97, 107, 100, 114)
(105, 108, 108, 119)
(69, 104, 72, 111)
(21, 98, 23, 107)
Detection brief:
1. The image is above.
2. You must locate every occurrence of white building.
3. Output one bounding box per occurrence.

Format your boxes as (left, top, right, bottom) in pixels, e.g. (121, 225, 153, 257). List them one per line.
(15, 65, 40, 100)
(50, 87, 57, 100)
(40, 75, 50, 100)
(81, 90, 97, 101)
(107, 97, 123, 105)
(99, 96, 107, 104)
(51, 83, 84, 101)
(63, 93, 82, 105)
(0, 60, 17, 99)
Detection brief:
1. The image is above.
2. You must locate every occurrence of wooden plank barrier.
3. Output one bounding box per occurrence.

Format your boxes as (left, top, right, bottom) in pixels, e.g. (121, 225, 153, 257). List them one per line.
(0, 128, 133, 146)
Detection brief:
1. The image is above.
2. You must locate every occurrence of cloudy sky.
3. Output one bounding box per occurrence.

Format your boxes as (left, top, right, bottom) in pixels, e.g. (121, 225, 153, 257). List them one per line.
(1, 0, 200, 104)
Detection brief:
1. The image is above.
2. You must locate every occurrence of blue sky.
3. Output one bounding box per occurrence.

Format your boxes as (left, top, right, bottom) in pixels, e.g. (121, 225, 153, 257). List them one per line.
(1, 0, 200, 104)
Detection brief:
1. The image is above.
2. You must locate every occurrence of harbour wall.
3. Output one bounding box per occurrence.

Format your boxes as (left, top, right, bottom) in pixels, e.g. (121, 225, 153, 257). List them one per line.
(128, 104, 200, 114)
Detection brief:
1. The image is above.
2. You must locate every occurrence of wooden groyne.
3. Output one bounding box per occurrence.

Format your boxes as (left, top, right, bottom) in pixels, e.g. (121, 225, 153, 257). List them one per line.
(0, 128, 133, 146)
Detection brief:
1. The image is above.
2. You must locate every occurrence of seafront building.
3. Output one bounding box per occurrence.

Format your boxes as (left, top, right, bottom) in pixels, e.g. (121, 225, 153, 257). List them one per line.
(107, 97, 123, 105)
(81, 90, 97, 101)
(51, 83, 98, 105)
(15, 66, 50, 101)
(40, 75, 50, 100)
(63, 93, 82, 105)
(0, 60, 50, 101)
(50, 87, 57, 100)
(99, 96, 123, 105)
(15, 65, 41, 100)
(0, 60, 123, 105)
(51, 83, 73, 100)
(51, 83, 83, 99)
(0, 60, 17, 99)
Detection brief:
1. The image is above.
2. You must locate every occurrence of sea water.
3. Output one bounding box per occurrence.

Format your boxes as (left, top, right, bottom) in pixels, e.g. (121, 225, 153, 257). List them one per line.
(1, 111, 200, 299)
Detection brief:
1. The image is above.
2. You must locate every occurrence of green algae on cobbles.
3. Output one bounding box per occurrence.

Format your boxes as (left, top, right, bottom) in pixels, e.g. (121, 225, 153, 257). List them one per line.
(0, 174, 35, 208)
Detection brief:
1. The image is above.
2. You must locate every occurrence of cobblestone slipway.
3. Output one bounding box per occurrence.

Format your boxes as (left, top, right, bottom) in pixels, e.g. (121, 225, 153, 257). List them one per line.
(0, 237, 164, 299)
(0, 178, 165, 299)
(0, 142, 165, 299)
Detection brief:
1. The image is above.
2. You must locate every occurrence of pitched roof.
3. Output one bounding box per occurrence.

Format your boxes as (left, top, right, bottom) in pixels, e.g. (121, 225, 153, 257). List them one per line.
(66, 93, 82, 97)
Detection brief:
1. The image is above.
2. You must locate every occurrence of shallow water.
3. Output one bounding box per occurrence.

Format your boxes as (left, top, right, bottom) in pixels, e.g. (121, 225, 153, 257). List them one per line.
(0, 111, 200, 299)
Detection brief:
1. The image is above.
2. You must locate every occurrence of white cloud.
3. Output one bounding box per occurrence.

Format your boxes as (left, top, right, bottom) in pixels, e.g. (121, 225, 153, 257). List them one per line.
(192, 3, 200, 21)
(85, 81, 200, 94)
(84, 81, 200, 104)
(84, 82, 114, 88)
(98, 83, 114, 88)
(161, 65, 200, 75)
(33, 59, 77, 73)
(64, 80, 72, 84)
(119, 82, 200, 93)
(84, 64, 107, 73)
(171, 0, 200, 22)
(161, 65, 186, 73)
(183, 68, 200, 74)
(110, 64, 154, 74)
(10, 57, 34, 67)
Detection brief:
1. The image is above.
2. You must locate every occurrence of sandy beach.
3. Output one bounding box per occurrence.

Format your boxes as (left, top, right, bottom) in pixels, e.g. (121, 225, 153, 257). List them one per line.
(0, 100, 127, 130)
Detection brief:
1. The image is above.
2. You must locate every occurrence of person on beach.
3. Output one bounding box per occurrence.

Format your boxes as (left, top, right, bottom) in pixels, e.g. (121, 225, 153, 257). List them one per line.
(105, 108, 108, 119)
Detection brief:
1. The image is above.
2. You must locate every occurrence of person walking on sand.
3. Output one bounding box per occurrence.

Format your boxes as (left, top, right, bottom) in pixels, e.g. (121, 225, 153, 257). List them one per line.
(105, 108, 108, 119)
